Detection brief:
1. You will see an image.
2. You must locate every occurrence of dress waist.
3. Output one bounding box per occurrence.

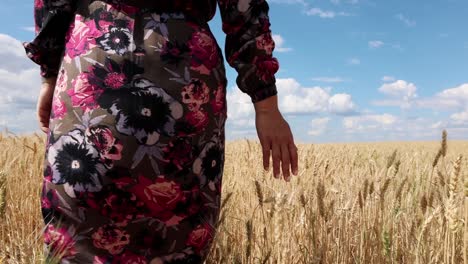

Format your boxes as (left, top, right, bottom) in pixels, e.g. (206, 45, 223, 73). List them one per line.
(114, 0, 191, 10)
(93, 0, 212, 24)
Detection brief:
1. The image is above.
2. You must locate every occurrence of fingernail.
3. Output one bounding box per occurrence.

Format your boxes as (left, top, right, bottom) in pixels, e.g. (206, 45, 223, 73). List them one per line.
(293, 169, 298, 175)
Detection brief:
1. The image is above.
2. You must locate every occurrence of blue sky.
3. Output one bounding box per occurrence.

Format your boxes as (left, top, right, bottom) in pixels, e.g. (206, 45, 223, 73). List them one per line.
(0, 0, 467, 143)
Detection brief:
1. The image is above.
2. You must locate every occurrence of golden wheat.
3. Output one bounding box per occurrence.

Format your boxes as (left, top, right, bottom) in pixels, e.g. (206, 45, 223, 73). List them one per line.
(0, 131, 466, 263)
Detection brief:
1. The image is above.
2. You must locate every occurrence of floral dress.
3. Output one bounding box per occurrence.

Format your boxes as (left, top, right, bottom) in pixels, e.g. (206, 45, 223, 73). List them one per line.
(23, 0, 279, 263)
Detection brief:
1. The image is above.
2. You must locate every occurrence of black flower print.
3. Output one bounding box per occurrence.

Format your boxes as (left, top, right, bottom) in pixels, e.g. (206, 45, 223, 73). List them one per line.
(96, 22, 136, 55)
(47, 129, 107, 194)
(193, 138, 224, 190)
(89, 57, 144, 90)
(97, 77, 184, 145)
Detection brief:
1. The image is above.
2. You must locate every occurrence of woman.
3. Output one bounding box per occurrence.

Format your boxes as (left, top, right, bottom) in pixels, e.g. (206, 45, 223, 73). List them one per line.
(24, 0, 299, 262)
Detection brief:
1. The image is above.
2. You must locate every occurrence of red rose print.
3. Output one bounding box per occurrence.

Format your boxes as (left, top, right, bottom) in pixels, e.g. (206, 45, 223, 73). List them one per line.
(188, 29, 219, 75)
(181, 79, 210, 112)
(185, 222, 214, 254)
(163, 138, 193, 170)
(185, 110, 209, 131)
(91, 223, 130, 254)
(85, 126, 123, 161)
(130, 175, 186, 223)
(119, 250, 147, 264)
(210, 84, 225, 114)
(253, 56, 279, 82)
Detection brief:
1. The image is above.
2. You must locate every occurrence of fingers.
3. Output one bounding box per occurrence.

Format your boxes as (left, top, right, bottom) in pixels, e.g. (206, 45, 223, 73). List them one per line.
(37, 105, 50, 134)
(280, 143, 291, 181)
(289, 143, 299, 176)
(38, 112, 49, 134)
(261, 138, 271, 171)
(272, 142, 281, 179)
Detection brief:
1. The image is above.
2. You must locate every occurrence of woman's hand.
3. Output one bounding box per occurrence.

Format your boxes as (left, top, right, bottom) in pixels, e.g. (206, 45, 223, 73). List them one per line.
(37, 78, 56, 133)
(254, 96, 298, 182)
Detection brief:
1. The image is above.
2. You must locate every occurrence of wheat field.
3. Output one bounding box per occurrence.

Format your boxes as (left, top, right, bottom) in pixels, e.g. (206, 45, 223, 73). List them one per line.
(0, 130, 466, 264)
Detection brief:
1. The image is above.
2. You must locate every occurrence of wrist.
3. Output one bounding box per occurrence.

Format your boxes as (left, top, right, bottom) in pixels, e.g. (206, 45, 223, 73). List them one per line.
(254, 95, 279, 113)
(41, 76, 57, 87)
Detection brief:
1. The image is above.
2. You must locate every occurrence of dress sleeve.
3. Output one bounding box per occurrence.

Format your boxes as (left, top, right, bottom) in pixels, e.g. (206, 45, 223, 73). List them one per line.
(23, 0, 77, 80)
(217, 0, 280, 103)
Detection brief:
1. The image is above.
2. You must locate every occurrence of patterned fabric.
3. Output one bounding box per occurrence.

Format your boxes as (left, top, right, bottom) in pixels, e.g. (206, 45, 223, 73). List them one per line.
(23, 0, 279, 263)
(23, 0, 279, 103)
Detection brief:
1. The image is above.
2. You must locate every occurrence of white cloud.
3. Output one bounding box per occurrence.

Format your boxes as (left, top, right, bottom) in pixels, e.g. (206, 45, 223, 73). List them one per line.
(450, 110, 468, 125)
(22, 26, 35, 33)
(310, 76, 346, 83)
(430, 121, 445, 129)
(396, 13, 416, 27)
(382, 76, 396, 82)
(308, 117, 330, 136)
(328, 93, 356, 114)
(378, 80, 417, 98)
(305, 8, 351, 18)
(369, 40, 384, 48)
(331, 0, 359, 5)
(277, 78, 357, 115)
(306, 8, 336, 18)
(269, 0, 308, 6)
(343, 114, 397, 132)
(0, 34, 41, 133)
(226, 78, 358, 132)
(272, 34, 292, 52)
(416, 83, 468, 110)
(373, 80, 418, 109)
(347, 58, 361, 65)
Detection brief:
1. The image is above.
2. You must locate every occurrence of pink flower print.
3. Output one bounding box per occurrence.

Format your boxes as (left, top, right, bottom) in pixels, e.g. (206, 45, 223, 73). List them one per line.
(52, 96, 67, 119)
(55, 68, 68, 94)
(85, 125, 123, 161)
(104, 72, 127, 89)
(67, 72, 102, 112)
(256, 33, 275, 55)
(64, 15, 102, 63)
(44, 224, 77, 259)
